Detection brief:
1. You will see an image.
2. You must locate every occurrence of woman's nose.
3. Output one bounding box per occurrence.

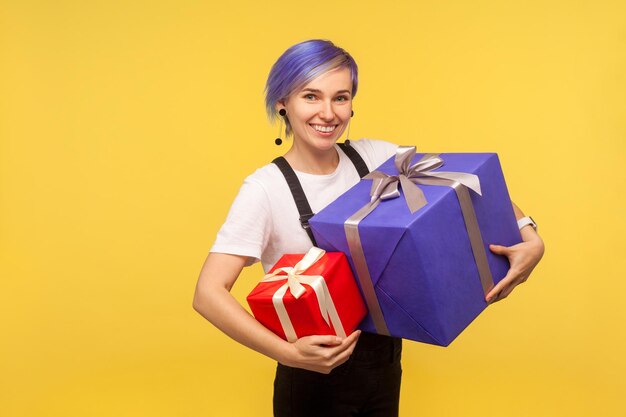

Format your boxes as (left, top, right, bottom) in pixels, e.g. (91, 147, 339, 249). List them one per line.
(318, 100, 335, 121)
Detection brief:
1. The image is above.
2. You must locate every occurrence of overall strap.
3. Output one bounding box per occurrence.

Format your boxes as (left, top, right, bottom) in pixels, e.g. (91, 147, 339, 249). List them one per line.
(337, 141, 370, 178)
(272, 142, 370, 246)
(272, 156, 318, 245)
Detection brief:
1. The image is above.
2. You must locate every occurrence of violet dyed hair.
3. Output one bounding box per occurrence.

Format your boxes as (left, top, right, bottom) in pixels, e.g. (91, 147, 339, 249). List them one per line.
(264, 39, 358, 136)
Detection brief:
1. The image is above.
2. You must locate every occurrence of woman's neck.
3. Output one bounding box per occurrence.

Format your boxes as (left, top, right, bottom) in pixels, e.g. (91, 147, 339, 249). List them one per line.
(283, 141, 339, 175)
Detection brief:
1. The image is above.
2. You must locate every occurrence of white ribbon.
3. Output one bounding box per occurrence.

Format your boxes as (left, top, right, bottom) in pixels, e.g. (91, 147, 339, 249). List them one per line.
(261, 247, 346, 342)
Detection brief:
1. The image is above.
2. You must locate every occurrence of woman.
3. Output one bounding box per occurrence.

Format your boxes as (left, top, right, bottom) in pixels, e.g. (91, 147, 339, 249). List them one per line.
(193, 39, 545, 416)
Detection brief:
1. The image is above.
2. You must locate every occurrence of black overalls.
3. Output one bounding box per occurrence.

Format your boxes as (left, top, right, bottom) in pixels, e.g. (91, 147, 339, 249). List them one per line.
(272, 142, 403, 417)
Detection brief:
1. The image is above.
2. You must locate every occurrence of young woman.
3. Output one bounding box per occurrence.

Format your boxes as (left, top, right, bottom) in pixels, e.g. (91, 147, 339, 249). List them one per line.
(193, 39, 545, 417)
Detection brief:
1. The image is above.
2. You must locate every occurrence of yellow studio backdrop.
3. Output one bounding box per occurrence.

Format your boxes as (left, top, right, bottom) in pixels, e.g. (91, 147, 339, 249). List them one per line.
(1, 0, 624, 416)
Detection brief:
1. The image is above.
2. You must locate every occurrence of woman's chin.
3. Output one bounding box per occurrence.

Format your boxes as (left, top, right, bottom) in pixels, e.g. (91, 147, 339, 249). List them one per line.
(314, 137, 341, 151)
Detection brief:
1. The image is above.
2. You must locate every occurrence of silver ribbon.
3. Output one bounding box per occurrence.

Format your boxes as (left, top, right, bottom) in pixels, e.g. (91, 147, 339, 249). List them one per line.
(344, 146, 493, 336)
(261, 247, 346, 342)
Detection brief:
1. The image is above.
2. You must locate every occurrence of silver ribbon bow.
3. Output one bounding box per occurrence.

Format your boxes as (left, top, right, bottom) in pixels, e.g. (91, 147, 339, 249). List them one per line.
(363, 146, 482, 213)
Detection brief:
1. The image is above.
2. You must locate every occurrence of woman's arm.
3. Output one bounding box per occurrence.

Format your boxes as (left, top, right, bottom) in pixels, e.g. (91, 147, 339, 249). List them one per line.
(485, 201, 545, 303)
(192, 252, 360, 374)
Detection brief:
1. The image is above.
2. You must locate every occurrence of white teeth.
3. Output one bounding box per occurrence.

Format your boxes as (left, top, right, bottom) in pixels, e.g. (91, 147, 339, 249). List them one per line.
(311, 124, 336, 133)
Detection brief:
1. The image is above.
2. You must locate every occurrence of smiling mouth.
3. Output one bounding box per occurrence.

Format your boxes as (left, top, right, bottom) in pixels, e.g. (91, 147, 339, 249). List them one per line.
(310, 124, 338, 133)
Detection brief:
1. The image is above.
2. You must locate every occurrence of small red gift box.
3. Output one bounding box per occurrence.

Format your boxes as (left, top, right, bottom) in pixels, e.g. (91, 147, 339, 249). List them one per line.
(246, 247, 367, 342)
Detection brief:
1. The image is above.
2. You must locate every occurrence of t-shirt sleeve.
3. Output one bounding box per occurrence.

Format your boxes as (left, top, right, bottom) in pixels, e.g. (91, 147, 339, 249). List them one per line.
(210, 176, 272, 266)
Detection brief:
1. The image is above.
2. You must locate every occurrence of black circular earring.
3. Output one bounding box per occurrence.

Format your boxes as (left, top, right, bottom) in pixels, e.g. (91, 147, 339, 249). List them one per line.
(345, 110, 355, 145)
(275, 109, 287, 146)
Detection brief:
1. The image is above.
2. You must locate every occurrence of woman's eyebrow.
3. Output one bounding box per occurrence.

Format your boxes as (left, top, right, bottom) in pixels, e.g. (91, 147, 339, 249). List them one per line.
(301, 88, 352, 95)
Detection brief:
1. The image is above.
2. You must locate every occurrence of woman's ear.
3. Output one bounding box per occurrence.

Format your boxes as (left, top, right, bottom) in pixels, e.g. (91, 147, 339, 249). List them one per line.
(275, 99, 286, 113)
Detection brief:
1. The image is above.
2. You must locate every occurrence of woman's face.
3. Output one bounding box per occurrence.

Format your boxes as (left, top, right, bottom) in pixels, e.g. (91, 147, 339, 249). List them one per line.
(279, 66, 353, 152)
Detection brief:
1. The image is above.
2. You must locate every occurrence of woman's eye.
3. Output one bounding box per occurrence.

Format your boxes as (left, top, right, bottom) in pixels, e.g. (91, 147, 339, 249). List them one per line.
(304, 94, 316, 100)
(336, 96, 349, 102)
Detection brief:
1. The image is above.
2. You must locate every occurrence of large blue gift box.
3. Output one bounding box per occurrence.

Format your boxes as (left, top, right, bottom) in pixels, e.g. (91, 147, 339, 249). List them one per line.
(309, 149, 522, 346)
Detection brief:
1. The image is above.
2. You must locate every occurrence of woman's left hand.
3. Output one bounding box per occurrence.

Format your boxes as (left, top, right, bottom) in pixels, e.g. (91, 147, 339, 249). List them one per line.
(485, 228, 545, 303)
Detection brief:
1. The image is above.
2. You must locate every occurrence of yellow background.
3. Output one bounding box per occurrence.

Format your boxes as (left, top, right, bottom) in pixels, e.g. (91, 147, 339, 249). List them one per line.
(1, 1, 624, 416)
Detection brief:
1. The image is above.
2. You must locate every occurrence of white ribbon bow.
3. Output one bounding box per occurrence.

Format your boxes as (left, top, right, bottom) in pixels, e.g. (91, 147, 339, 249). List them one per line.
(261, 247, 346, 342)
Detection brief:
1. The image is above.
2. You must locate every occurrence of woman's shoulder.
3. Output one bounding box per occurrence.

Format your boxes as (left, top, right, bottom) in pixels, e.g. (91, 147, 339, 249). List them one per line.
(237, 161, 290, 201)
(223, 162, 286, 223)
(244, 162, 275, 180)
(348, 138, 399, 170)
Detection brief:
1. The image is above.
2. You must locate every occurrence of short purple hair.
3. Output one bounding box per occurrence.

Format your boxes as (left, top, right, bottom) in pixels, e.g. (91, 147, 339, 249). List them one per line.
(264, 39, 358, 136)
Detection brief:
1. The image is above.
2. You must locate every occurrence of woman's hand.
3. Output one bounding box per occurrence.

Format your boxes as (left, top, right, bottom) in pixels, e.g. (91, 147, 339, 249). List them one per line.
(280, 330, 361, 374)
(194, 253, 361, 374)
(485, 228, 545, 303)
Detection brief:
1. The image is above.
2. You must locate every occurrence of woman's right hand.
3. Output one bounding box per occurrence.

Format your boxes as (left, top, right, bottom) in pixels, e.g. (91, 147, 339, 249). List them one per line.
(280, 330, 361, 374)
(194, 253, 361, 375)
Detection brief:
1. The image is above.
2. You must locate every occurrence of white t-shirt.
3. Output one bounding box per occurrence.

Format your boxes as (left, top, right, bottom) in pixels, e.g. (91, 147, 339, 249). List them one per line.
(210, 138, 399, 272)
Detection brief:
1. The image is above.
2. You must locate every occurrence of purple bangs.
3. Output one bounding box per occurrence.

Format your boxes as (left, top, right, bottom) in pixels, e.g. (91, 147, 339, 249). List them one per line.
(264, 39, 358, 133)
